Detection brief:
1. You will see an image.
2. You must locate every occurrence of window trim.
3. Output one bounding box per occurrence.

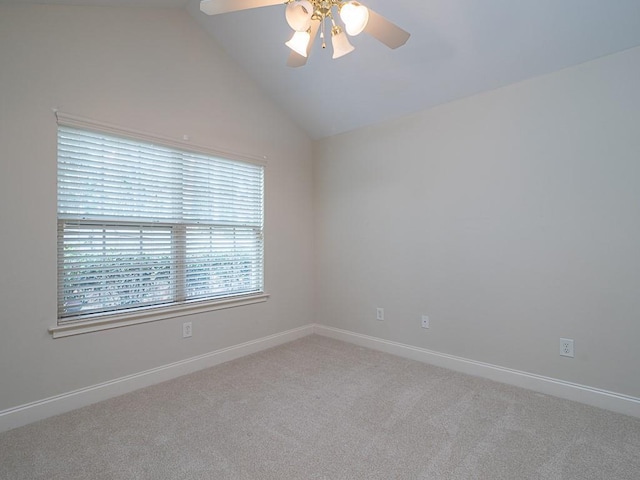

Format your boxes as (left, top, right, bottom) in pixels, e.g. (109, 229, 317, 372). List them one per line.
(50, 112, 269, 338)
(48, 293, 270, 338)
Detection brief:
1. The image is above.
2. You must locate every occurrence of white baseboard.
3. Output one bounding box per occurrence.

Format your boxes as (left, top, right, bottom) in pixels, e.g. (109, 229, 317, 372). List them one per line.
(0, 324, 314, 433)
(3, 323, 638, 433)
(313, 324, 640, 418)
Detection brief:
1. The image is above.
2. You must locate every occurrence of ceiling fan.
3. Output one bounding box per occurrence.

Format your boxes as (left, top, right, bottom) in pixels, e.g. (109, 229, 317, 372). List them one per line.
(199, 0, 410, 67)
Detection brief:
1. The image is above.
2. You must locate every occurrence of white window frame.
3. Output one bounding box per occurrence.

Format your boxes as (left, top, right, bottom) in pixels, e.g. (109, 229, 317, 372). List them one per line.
(49, 113, 268, 338)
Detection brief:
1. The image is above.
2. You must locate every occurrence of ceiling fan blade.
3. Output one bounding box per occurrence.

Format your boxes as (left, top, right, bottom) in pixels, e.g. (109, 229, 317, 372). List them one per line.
(363, 9, 410, 49)
(200, 0, 284, 16)
(286, 19, 320, 68)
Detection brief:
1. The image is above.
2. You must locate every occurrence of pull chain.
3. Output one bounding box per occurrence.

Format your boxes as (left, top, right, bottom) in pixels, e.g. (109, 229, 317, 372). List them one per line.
(321, 15, 326, 49)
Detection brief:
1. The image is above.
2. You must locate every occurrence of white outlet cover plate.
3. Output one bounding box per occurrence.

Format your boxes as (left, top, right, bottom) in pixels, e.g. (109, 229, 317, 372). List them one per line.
(560, 338, 574, 357)
(421, 315, 429, 328)
(183, 322, 193, 338)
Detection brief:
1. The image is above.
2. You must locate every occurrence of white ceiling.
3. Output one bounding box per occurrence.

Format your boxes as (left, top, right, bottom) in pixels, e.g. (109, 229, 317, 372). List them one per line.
(5, 0, 640, 139)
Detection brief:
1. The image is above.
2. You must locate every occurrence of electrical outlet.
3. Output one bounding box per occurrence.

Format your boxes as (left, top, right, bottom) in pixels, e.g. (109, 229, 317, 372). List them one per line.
(421, 315, 430, 329)
(376, 308, 384, 321)
(182, 322, 192, 338)
(560, 338, 574, 357)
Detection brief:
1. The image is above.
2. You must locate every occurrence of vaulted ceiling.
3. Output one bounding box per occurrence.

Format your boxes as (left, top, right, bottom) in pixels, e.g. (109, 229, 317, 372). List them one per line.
(5, 0, 640, 138)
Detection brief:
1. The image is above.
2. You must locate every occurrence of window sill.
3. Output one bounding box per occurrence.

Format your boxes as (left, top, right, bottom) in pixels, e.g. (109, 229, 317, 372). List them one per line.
(48, 293, 270, 338)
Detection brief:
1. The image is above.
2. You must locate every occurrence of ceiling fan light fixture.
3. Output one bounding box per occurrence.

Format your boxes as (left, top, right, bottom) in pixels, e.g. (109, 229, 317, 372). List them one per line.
(340, 1, 369, 36)
(331, 25, 355, 59)
(286, 29, 311, 57)
(198, 0, 409, 67)
(285, 0, 314, 32)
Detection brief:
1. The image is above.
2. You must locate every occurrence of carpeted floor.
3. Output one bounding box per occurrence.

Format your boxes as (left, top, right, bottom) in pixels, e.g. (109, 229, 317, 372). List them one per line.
(1, 335, 639, 479)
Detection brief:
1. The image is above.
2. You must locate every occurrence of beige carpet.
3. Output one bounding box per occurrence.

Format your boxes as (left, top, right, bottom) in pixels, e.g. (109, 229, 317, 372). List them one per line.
(1, 335, 639, 479)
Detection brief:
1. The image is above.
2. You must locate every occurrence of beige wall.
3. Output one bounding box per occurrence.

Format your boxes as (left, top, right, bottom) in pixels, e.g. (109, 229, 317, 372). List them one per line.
(314, 46, 640, 398)
(0, 5, 313, 411)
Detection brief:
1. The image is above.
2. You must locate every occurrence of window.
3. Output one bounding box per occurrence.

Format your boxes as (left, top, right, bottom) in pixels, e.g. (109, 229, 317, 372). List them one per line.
(56, 122, 265, 331)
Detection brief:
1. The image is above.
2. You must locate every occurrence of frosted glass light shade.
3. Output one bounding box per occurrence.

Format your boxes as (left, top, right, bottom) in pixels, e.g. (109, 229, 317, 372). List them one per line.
(285, 30, 311, 57)
(331, 29, 355, 59)
(285, 0, 313, 32)
(340, 1, 369, 36)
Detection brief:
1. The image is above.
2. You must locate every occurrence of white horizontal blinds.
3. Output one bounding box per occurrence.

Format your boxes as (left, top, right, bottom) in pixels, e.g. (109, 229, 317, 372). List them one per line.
(185, 226, 264, 300)
(57, 126, 264, 321)
(58, 128, 182, 222)
(58, 222, 174, 318)
(181, 150, 264, 226)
